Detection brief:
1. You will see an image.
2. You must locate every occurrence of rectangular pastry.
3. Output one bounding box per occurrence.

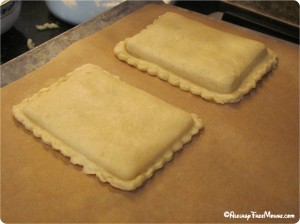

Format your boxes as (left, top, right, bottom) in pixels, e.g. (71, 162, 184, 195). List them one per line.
(114, 12, 277, 103)
(13, 64, 203, 191)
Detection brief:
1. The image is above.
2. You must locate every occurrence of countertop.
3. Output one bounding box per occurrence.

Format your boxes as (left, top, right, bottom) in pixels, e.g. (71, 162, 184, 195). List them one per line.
(1, 1, 299, 65)
(1, 1, 74, 64)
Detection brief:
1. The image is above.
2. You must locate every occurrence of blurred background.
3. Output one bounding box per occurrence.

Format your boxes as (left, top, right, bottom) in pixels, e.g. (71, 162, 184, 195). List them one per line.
(1, 0, 299, 65)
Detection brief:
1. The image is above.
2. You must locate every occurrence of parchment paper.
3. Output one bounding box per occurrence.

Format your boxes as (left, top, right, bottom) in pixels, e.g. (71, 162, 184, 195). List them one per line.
(1, 4, 299, 223)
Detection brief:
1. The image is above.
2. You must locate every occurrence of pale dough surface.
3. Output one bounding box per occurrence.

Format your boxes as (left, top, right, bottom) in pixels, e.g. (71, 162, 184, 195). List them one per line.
(13, 64, 203, 191)
(114, 12, 277, 103)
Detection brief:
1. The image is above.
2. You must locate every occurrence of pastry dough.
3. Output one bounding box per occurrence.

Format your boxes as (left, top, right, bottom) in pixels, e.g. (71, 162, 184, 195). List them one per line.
(13, 64, 203, 191)
(114, 12, 277, 103)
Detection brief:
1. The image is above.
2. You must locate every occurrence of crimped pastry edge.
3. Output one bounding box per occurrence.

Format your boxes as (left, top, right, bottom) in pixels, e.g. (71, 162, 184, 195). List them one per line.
(12, 65, 203, 191)
(114, 14, 278, 104)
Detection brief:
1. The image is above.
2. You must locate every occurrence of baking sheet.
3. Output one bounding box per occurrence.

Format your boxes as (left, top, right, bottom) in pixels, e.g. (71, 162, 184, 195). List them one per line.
(1, 3, 299, 223)
(0, 0, 152, 87)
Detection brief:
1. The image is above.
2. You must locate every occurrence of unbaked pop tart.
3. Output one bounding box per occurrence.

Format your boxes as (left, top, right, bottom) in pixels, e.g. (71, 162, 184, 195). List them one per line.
(114, 12, 277, 103)
(13, 64, 203, 191)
